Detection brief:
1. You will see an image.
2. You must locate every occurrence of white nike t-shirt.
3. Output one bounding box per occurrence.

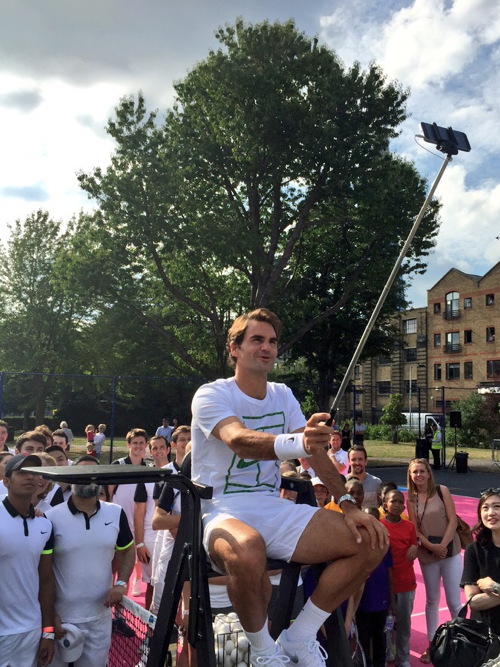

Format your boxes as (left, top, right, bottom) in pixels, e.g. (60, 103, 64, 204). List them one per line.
(191, 377, 305, 503)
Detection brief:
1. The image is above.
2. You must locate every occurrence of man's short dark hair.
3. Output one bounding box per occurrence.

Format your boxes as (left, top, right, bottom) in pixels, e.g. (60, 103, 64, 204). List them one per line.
(149, 435, 171, 461)
(16, 431, 47, 452)
(348, 445, 368, 459)
(46, 445, 68, 458)
(126, 428, 148, 444)
(34, 424, 53, 445)
(227, 308, 282, 367)
(172, 426, 191, 444)
(74, 454, 99, 465)
(149, 435, 170, 448)
(51, 429, 69, 443)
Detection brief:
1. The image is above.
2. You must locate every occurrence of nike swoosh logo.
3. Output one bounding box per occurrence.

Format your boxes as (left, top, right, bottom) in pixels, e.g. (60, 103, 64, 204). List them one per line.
(41, 531, 48, 534)
(236, 459, 258, 469)
(105, 521, 113, 525)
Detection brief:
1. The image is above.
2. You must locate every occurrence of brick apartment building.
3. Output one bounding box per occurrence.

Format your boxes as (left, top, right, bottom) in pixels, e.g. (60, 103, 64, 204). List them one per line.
(349, 261, 500, 423)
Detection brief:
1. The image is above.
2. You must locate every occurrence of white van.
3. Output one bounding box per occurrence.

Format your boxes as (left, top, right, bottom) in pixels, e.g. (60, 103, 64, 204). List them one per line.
(402, 412, 442, 433)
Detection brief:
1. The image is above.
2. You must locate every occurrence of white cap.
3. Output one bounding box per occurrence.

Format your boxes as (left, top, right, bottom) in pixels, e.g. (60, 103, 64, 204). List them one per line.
(57, 623, 86, 662)
(310, 476, 326, 487)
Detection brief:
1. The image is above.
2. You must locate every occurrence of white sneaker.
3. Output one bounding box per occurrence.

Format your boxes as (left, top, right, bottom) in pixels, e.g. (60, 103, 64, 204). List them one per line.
(132, 579, 142, 596)
(277, 630, 328, 667)
(250, 646, 290, 666)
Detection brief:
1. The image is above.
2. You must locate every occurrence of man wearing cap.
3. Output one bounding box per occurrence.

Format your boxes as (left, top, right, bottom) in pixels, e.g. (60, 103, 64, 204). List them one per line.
(310, 477, 331, 508)
(47, 455, 135, 667)
(0, 454, 55, 667)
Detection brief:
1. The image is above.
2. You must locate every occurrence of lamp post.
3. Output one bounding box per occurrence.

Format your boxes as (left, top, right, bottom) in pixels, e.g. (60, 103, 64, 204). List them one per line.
(441, 385, 446, 467)
(409, 366, 413, 429)
(434, 385, 447, 468)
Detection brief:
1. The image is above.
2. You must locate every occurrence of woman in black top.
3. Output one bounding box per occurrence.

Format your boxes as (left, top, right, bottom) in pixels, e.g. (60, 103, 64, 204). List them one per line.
(461, 488, 500, 634)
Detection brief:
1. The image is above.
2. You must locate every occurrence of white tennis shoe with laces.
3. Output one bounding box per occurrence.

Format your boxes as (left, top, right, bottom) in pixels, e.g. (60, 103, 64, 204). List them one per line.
(250, 645, 291, 666)
(277, 630, 328, 667)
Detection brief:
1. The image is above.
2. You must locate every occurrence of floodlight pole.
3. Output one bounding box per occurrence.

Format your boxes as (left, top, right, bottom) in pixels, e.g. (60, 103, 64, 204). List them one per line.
(329, 153, 453, 420)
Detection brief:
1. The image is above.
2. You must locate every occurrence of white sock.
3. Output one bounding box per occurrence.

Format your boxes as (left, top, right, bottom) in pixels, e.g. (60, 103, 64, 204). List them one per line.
(284, 598, 330, 643)
(245, 619, 276, 655)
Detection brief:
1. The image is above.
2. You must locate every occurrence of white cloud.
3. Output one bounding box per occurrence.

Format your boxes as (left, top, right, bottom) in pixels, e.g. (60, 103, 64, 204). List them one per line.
(436, 165, 500, 264)
(0, 0, 498, 307)
(319, 0, 500, 306)
(0, 73, 124, 235)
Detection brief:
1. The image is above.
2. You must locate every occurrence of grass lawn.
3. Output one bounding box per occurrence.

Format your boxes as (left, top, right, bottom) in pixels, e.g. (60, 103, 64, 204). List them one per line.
(363, 439, 493, 465)
(65, 437, 494, 466)
(67, 437, 129, 463)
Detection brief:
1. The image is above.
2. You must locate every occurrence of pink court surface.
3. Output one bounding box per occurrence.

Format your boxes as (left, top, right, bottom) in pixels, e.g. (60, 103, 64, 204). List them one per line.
(132, 490, 480, 666)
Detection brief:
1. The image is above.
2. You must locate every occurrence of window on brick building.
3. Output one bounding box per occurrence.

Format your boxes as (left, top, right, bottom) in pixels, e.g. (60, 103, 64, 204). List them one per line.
(487, 327, 496, 342)
(487, 360, 500, 379)
(433, 303, 441, 314)
(464, 330, 472, 344)
(434, 364, 442, 381)
(464, 297, 472, 309)
(405, 347, 417, 362)
(445, 331, 460, 352)
(403, 318, 417, 334)
(446, 363, 460, 380)
(377, 381, 391, 395)
(445, 291, 460, 318)
(486, 294, 495, 306)
(404, 380, 418, 394)
(434, 333, 441, 347)
(464, 361, 473, 379)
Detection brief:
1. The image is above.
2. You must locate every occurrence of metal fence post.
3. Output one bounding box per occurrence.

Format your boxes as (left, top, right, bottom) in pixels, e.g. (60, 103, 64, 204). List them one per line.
(109, 375, 118, 463)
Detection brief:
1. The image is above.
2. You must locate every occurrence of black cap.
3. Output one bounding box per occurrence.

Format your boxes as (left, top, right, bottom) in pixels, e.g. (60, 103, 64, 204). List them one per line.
(4, 454, 42, 477)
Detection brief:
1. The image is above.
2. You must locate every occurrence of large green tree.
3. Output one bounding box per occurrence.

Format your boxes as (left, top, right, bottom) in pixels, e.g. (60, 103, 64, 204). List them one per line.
(77, 19, 440, 386)
(0, 211, 85, 423)
(380, 393, 407, 443)
(455, 393, 500, 449)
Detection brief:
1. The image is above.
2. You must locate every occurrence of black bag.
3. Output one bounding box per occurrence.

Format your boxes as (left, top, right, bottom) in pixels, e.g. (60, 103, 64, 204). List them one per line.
(430, 601, 500, 667)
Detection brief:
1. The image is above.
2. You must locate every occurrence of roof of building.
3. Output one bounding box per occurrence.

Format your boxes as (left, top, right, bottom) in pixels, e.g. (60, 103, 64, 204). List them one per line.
(427, 261, 500, 292)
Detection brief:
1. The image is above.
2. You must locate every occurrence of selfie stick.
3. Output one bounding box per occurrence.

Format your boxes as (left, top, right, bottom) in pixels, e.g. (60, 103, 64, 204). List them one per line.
(328, 149, 453, 422)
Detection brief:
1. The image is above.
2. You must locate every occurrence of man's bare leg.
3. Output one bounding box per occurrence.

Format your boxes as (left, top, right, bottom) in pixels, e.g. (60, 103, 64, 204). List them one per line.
(209, 519, 272, 631)
(209, 518, 288, 663)
(277, 509, 387, 665)
(295, 509, 386, 611)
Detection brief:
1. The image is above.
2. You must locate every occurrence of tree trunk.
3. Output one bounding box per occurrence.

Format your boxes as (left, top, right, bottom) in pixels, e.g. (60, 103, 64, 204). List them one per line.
(34, 374, 47, 426)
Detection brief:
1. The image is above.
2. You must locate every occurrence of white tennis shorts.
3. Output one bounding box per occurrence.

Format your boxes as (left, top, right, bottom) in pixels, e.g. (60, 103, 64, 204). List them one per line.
(202, 494, 319, 563)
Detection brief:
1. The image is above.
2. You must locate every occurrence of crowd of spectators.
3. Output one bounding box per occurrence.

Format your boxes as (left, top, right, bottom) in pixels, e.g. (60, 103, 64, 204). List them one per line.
(1, 414, 498, 667)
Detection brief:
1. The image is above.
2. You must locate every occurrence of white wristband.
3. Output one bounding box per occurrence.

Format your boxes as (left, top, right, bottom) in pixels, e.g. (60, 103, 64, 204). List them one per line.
(274, 433, 309, 460)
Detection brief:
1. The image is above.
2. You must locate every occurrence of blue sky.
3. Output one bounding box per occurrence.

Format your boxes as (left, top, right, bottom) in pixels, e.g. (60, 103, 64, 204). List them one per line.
(0, 0, 499, 306)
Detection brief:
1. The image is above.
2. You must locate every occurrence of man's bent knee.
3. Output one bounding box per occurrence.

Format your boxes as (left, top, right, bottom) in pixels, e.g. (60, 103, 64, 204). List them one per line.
(209, 522, 267, 574)
(358, 527, 388, 572)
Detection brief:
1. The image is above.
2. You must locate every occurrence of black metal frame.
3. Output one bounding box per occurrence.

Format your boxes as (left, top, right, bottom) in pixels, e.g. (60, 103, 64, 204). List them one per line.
(30, 466, 354, 667)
